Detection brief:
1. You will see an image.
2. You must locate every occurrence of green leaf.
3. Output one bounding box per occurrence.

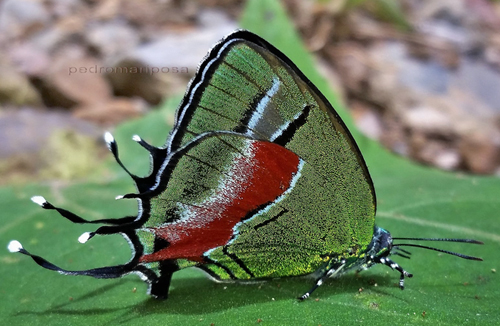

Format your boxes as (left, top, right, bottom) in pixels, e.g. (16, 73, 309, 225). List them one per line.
(1, 0, 498, 325)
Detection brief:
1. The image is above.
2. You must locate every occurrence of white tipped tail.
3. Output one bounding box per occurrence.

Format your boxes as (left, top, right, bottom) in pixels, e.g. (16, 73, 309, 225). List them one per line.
(132, 135, 141, 142)
(78, 232, 92, 244)
(8, 240, 23, 253)
(115, 195, 124, 200)
(31, 196, 46, 206)
(104, 132, 115, 145)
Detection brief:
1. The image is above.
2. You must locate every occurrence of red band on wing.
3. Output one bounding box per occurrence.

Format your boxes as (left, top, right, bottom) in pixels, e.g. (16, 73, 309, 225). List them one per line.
(140, 140, 300, 263)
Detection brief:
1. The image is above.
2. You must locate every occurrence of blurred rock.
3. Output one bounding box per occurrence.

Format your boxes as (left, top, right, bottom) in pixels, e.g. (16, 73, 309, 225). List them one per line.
(434, 149, 461, 171)
(93, 0, 121, 21)
(459, 131, 500, 174)
(485, 34, 500, 68)
(328, 43, 370, 96)
(350, 101, 383, 141)
(115, 0, 198, 28)
(86, 21, 140, 64)
(0, 60, 42, 106)
(108, 9, 237, 104)
(451, 59, 500, 116)
(329, 25, 500, 173)
(0, 0, 50, 40)
(1, 0, 239, 126)
(30, 17, 84, 53)
(316, 57, 345, 103)
(8, 42, 51, 76)
(33, 48, 112, 108)
(106, 59, 184, 105)
(48, 0, 86, 18)
(465, 0, 500, 30)
(2, 0, 500, 177)
(73, 97, 147, 125)
(415, 138, 461, 171)
(0, 107, 101, 159)
(130, 12, 237, 70)
(402, 105, 453, 135)
(363, 42, 401, 106)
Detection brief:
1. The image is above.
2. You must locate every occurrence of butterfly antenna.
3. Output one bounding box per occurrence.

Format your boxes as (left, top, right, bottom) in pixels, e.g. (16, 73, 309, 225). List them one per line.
(392, 237, 483, 261)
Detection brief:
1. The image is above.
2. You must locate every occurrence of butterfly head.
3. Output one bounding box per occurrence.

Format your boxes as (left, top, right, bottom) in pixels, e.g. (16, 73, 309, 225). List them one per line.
(360, 225, 483, 290)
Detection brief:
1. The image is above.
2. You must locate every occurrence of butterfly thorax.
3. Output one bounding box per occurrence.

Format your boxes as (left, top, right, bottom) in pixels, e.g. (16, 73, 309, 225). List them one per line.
(322, 226, 393, 278)
(365, 226, 393, 260)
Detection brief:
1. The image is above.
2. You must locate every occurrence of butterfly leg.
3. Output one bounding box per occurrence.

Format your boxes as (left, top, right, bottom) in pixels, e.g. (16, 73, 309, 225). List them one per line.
(299, 259, 346, 300)
(148, 260, 180, 299)
(375, 256, 413, 289)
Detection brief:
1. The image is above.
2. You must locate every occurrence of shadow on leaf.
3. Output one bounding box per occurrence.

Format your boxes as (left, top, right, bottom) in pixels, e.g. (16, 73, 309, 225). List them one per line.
(11, 270, 401, 322)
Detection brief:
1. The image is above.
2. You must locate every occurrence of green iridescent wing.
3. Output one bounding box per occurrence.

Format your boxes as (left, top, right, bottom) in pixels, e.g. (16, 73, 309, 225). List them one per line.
(143, 31, 377, 280)
(142, 131, 374, 280)
(168, 32, 375, 208)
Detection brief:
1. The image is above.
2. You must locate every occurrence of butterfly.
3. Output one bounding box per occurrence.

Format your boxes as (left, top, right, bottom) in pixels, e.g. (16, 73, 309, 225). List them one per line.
(8, 30, 482, 300)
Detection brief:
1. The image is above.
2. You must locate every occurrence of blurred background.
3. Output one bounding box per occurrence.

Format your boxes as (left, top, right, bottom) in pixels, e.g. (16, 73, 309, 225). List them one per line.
(1, 0, 500, 185)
